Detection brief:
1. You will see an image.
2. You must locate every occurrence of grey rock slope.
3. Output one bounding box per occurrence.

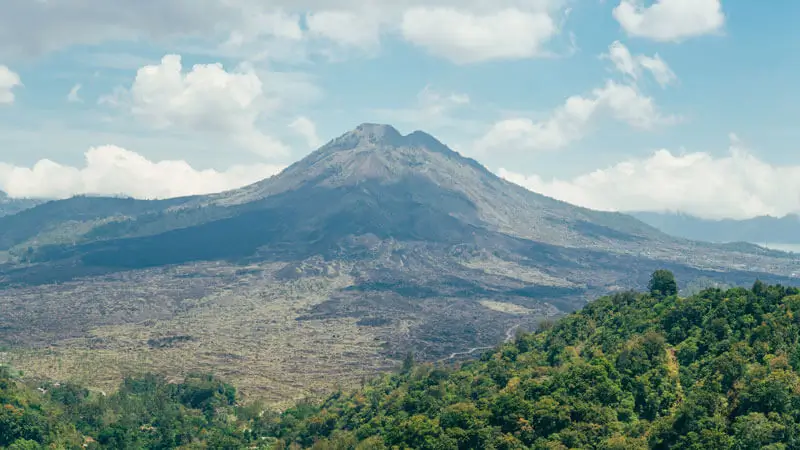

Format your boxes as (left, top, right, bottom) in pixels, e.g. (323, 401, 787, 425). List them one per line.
(206, 123, 664, 249)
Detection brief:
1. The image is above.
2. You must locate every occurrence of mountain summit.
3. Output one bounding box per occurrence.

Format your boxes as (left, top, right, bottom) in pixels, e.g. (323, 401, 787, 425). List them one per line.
(207, 123, 661, 250)
(212, 123, 481, 203)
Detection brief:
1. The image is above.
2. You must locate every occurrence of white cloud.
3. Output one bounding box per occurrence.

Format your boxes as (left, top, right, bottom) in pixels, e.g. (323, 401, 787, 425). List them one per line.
(475, 80, 675, 153)
(0, 65, 21, 104)
(109, 54, 289, 158)
(289, 116, 324, 149)
(637, 54, 676, 88)
(604, 41, 638, 79)
(602, 40, 676, 87)
(401, 7, 557, 63)
(224, 9, 304, 45)
(306, 10, 382, 51)
(67, 83, 83, 103)
(613, 0, 725, 42)
(498, 135, 800, 220)
(0, 145, 284, 200)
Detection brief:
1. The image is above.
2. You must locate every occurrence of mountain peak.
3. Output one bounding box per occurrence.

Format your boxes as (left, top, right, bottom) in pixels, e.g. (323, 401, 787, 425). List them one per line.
(355, 122, 400, 135)
(325, 123, 457, 157)
(343, 123, 403, 145)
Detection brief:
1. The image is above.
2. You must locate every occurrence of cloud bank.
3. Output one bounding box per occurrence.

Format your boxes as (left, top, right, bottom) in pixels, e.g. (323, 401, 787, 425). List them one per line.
(499, 136, 800, 220)
(0, 146, 284, 200)
(475, 80, 675, 153)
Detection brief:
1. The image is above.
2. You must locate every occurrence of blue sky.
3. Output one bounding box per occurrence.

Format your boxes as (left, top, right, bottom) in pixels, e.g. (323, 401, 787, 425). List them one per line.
(0, 0, 797, 220)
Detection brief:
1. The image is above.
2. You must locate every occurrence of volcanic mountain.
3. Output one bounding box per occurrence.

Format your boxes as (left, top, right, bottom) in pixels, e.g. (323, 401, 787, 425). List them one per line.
(0, 124, 797, 402)
(2, 123, 792, 280)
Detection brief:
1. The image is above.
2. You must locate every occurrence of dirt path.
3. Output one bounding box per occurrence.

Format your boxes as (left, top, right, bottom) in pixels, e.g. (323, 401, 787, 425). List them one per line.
(440, 322, 521, 362)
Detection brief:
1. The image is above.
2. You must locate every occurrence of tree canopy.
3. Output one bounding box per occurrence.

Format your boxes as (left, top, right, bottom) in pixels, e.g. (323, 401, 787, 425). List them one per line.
(648, 269, 678, 298)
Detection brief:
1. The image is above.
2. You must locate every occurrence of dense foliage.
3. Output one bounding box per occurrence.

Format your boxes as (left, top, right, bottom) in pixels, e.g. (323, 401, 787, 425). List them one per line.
(5, 273, 800, 449)
(0, 371, 252, 449)
(266, 276, 800, 449)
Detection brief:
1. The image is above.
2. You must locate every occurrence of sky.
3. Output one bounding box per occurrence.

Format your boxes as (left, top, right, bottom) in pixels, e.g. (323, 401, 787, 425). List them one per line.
(0, 0, 798, 220)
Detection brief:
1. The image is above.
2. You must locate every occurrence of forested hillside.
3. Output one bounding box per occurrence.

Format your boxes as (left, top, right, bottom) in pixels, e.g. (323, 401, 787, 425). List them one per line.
(4, 272, 800, 449)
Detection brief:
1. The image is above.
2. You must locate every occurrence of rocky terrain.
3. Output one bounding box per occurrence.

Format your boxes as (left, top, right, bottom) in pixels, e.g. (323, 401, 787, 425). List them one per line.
(1, 123, 799, 404)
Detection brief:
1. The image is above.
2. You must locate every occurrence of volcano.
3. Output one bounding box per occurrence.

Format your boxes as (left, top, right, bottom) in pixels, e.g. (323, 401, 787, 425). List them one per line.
(0, 124, 797, 400)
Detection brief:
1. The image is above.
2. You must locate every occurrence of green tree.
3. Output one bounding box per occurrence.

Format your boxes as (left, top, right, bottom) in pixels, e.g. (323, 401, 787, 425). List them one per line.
(7, 439, 42, 450)
(649, 269, 678, 298)
(402, 351, 415, 373)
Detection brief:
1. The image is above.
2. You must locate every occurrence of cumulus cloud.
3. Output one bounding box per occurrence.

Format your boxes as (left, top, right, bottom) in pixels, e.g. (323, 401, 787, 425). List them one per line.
(497, 135, 800, 220)
(475, 80, 675, 153)
(306, 10, 382, 51)
(474, 40, 679, 154)
(0, 65, 21, 104)
(289, 116, 324, 149)
(401, 7, 556, 63)
(67, 83, 83, 103)
(0, 145, 285, 200)
(107, 54, 289, 158)
(602, 41, 676, 87)
(613, 0, 725, 42)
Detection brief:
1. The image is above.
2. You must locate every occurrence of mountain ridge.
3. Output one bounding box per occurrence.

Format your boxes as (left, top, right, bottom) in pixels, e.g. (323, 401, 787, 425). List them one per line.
(632, 210, 800, 246)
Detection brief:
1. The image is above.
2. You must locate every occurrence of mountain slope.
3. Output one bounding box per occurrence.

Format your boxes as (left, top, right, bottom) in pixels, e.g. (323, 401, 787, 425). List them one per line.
(5, 124, 789, 274)
(632, 211, 800, 246)
(0, 195, 193, 254)
(1, 124, 799, 403)
(203, 123, 663, 248)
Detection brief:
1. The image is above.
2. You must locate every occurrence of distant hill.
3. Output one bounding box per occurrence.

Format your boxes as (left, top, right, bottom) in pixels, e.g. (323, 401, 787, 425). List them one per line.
(0, 191, 43, 217)
(1, 124, 799, 404)
(632, 211, 800, 246)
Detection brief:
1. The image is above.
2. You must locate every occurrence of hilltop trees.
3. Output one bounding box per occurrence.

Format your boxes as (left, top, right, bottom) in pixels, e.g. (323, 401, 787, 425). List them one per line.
(648, 269, 678, 298)
(265, 273, 800, 449)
